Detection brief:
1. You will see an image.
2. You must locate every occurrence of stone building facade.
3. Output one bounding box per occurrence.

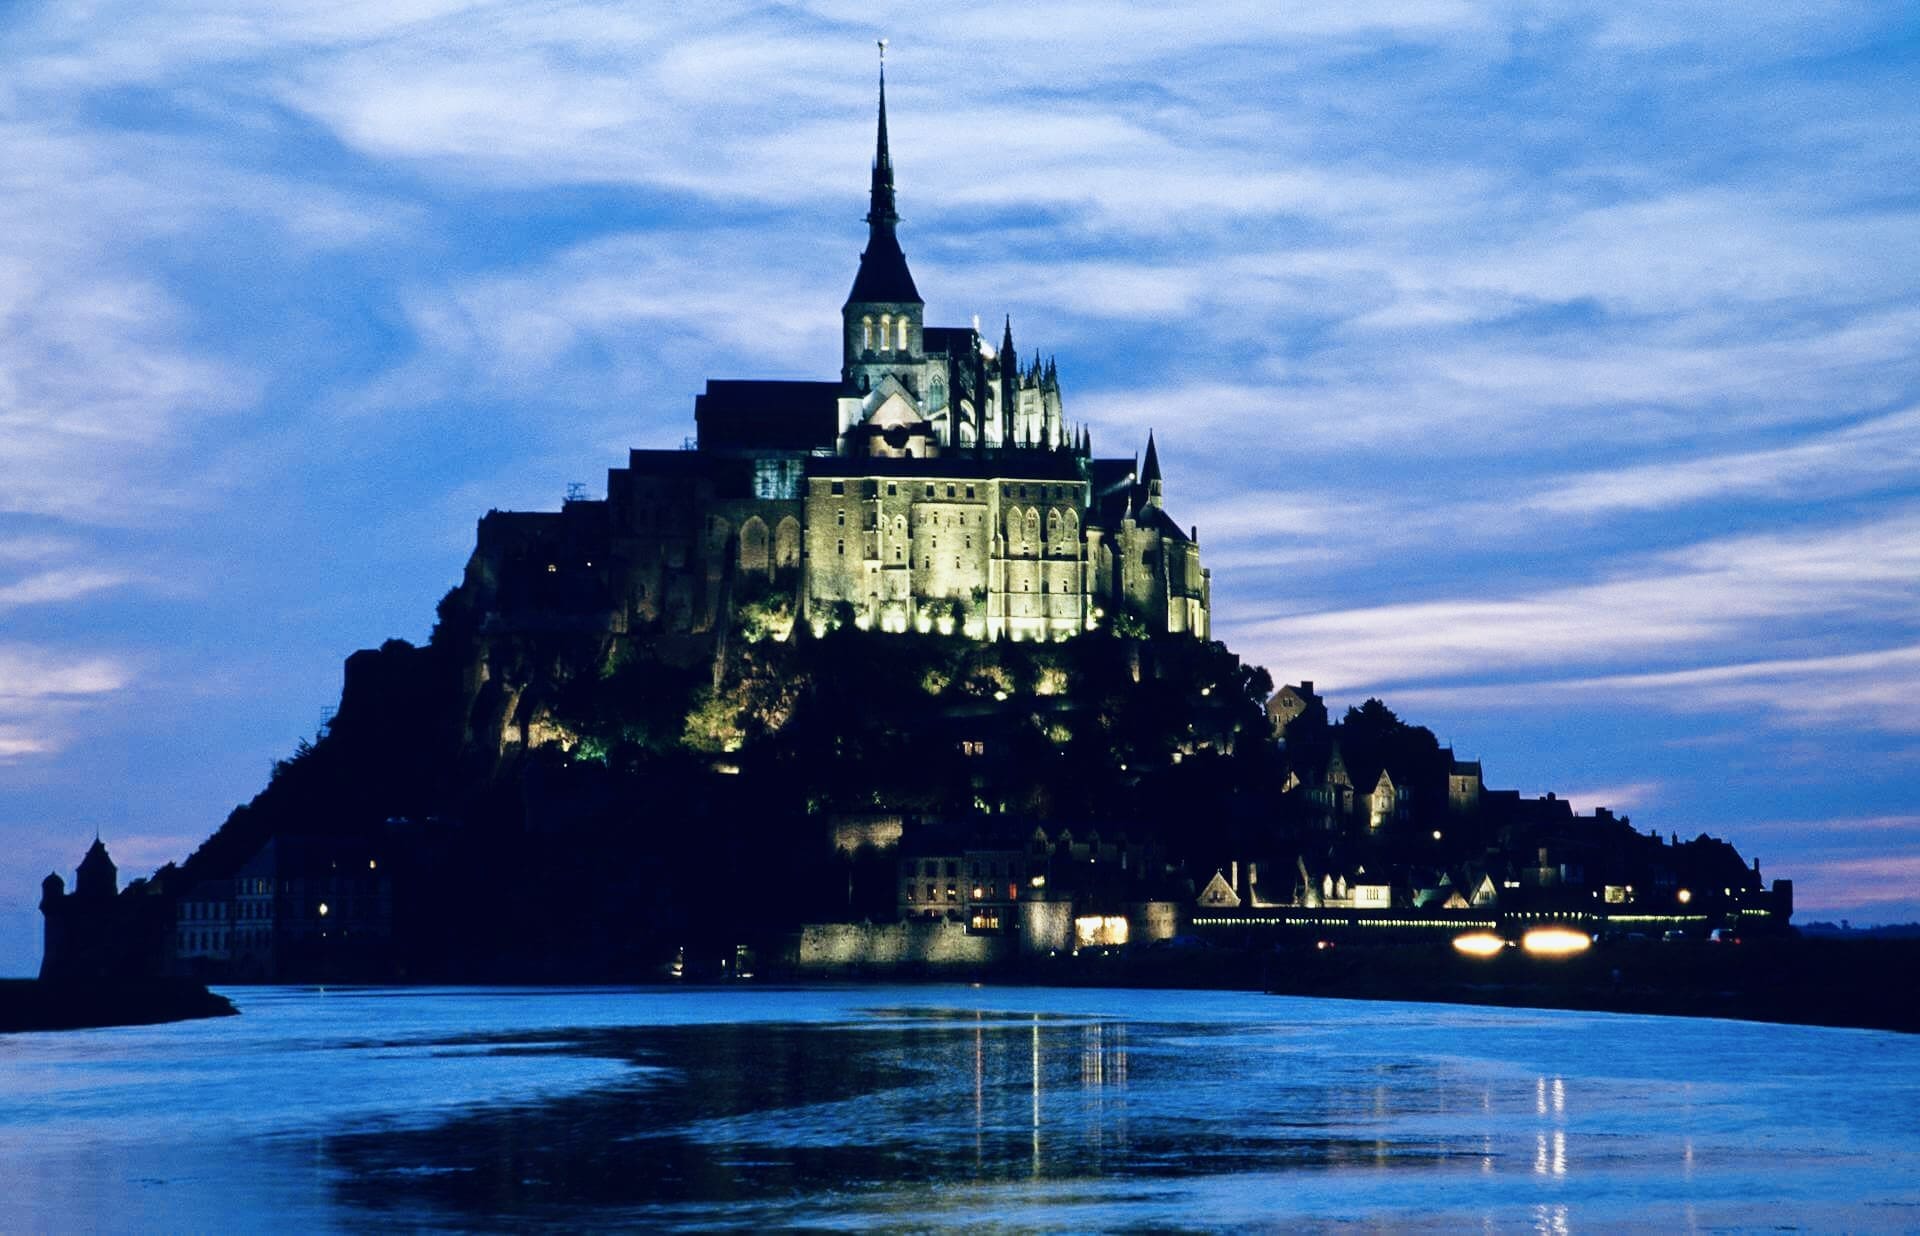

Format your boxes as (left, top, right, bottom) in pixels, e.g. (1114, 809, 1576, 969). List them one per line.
(461, 63, 1208, 647)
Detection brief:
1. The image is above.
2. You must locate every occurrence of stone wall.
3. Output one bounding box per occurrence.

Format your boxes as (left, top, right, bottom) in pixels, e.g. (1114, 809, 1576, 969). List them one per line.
(1020, 899, 1075, 957)
(795, 920, 1005, 971)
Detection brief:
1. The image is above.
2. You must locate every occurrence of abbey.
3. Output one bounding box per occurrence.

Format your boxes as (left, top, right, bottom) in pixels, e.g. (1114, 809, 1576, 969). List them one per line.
(464, 64, 1208, 644)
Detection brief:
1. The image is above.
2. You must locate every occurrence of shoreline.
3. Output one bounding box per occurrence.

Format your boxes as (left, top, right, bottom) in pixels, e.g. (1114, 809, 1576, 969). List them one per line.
(0, 979, 238, 1034)
(140, 933, 1918, 1036)
(785, 934, 1920, 1034)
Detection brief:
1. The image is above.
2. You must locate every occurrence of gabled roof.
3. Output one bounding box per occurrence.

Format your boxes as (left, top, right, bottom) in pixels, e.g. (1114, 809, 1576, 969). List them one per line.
(1196, 869, 1241, 908)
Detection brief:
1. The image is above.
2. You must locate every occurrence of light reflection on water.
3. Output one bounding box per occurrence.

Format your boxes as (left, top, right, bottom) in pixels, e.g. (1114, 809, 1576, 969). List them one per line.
(1, 985, 1917, 1231)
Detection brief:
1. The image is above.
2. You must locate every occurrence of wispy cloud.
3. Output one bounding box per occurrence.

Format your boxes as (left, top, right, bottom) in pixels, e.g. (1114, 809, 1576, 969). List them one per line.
(1557, 781, 1662, 815)
(0, 567, 131, 608)
(1789, 855, 1920, 912)
(1529, 404, 1920, 516)
(0, 644, 131, 762)
(1228, 510, 1920, 711)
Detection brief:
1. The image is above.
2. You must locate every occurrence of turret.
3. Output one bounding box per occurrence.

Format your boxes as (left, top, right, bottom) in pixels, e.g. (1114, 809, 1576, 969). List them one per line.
(1141, 430, 1164, 509)
(76, 837, 117, 899)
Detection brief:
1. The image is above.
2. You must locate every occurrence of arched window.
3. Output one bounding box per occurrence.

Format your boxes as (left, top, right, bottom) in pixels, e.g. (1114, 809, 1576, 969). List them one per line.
(1023, 507, 1040, 546)
(897, 316, 908, 350)
(1047, 509, 1062, 545)
(880, 314, 892, 352)
(862, 316, 873, 350)
(739, 517, 769, 573)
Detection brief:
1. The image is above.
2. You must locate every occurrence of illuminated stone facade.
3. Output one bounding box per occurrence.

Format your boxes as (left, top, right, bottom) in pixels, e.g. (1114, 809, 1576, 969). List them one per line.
(461, 64, 1208, 646)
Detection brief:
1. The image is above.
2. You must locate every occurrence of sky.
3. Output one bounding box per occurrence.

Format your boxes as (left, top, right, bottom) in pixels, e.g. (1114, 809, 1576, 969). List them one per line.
(1, 1, 1916, 974)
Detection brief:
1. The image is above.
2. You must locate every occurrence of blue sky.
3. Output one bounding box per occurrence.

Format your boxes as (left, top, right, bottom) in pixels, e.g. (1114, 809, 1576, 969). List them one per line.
(2, 2, 1916, 974)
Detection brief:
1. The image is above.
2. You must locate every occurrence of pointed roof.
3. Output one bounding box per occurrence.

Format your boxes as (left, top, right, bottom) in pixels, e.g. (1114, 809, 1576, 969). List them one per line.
(847, 46, 921, 306)
(1141, 430, 1162, 484)
(1196, 869, 1242, 908)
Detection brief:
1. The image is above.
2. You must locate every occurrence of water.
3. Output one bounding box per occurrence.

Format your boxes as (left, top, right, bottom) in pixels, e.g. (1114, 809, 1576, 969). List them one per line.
(2, 986, 1915, 1231)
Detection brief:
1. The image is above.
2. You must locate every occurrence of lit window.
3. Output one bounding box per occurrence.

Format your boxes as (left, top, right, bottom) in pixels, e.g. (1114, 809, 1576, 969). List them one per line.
(879, 314, 891, 350)
(897, 317, 908, 350)
(862, 316, 873, 349)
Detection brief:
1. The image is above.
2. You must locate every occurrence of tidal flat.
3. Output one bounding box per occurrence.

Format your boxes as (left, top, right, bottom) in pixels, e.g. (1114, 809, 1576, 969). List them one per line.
(2, 985, 1915, 1230)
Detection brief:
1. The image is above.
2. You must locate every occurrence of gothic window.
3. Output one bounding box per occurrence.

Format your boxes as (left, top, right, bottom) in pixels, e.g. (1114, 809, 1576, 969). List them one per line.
(880, 314, 892, 351)
(775, 517, 801, 568)
(862, 317, 873, 350)
(1047, 508, 1062, 545)
(1006, 507, 1022, 543)
(739, 517, 769, 573)
(1023, 508, 1040, 545)
(897, 316, 908, 350)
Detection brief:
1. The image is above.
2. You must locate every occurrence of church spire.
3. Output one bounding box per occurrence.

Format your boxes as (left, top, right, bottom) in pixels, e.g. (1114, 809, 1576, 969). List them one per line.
(845, 40, 920, 308)
(868, 40, 897, 229)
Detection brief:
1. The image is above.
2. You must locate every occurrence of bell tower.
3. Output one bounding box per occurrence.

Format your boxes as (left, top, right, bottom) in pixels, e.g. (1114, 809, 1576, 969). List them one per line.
(842, 41, 924, 398)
